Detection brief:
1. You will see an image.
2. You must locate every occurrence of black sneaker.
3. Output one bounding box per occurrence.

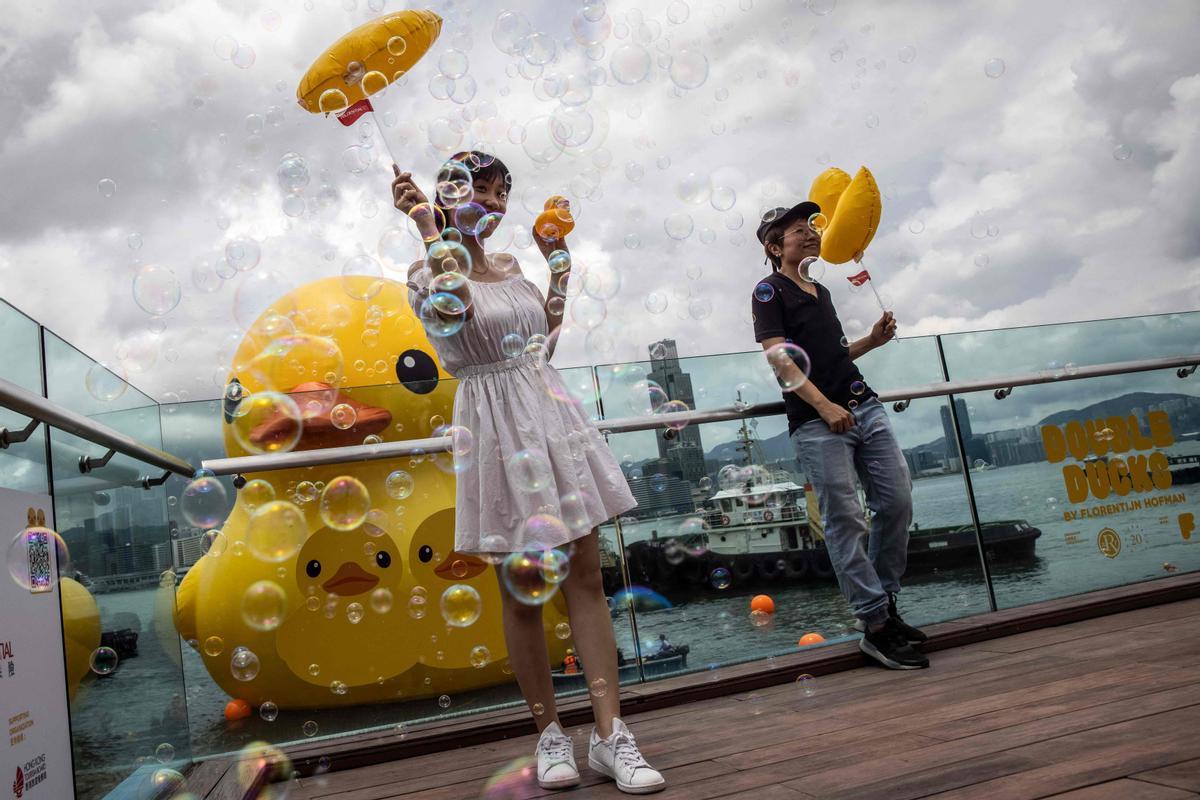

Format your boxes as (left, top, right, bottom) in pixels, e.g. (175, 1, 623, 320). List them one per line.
(859, 618, 929, 670)
(887, 592, 928, 643)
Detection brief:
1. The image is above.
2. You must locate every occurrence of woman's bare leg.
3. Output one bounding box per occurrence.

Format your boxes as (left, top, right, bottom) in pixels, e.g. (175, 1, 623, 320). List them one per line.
(559, 530, 621, 738)
(496, 568, 560, 733)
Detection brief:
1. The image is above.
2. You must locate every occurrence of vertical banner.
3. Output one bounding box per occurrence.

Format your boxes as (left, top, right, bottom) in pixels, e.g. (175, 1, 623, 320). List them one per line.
(1, 487, 74, 800)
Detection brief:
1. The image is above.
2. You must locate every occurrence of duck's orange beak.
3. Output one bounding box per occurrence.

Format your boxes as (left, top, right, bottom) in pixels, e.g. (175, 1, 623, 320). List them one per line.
(434, 552, 488, 581)
(248, 382, 392, 452)
(321, 561, 380, 596)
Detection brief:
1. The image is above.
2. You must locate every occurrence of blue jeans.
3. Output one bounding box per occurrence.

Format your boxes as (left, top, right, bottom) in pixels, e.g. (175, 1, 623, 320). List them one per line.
(791, 398, 913, 625)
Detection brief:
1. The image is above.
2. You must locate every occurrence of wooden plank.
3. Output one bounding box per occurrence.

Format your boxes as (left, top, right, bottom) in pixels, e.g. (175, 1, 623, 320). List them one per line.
(230, 586, 1200, 800)
(922, 705, 1200, 800)
(1043, 778, 1198, 799)
(1132, 759, 1200, 793)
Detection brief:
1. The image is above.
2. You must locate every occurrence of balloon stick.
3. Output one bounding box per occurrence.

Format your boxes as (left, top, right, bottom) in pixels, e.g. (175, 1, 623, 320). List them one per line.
(369, 110, 399, 169)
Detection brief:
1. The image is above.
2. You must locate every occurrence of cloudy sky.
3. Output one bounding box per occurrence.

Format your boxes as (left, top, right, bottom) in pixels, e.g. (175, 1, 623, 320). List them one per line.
(2, 0, 1199, 420)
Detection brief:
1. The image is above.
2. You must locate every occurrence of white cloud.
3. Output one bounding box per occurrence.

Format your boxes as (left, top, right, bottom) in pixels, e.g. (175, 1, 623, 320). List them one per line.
(0, 0, 1197, 414)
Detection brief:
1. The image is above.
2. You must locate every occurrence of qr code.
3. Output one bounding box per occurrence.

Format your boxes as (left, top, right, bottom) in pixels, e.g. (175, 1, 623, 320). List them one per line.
(26, 529, 52, 593)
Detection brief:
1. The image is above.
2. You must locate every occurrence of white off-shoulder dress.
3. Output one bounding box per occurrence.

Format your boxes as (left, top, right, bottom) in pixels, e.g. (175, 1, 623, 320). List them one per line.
(407, 262, 637, 553)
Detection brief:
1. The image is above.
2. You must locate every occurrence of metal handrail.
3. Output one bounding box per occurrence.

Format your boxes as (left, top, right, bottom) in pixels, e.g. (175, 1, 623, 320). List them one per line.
(0, 377, 194, 478)
(200, 352, 1199, 476)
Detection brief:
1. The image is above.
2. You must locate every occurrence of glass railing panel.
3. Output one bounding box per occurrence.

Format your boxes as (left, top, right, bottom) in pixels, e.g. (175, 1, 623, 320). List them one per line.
(156, 374, 633, 760)
(939, 311, 1200, 382)
(41, 331, 190, 800)
(597, 338, 992, 679)
(0, 301, 48, 494)
(954, 365, 1200, 608)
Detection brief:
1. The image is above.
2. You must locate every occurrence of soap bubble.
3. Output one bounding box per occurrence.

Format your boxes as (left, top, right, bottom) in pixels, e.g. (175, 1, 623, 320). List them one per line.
(676, 172, 712, 205)
(667, 1, 690, 23)
(425, 239, 473, 275)
(302, 720, 318, 737)
(132, 265, 181, 316)
(98, 178, 116, 197)
(1112, 144, 1132, 161)
(709, 567, 732, 589)
(181, 475, 229, 529)
(198, 528, 229, 559)
(664, 213, 694, 240)
(224, 237, 262, 271)
(669, 49, 709, 90)
(644, 292, 668, 314)
(590, 678, 609, 697)
(509, 449, 552, 492)
(438, 695, 452, 709)
(627, 379, 668, 415)
(711, 186, 736, 211)
(7, 527, 69, 591)
(370, 587, 394, 615)
(500, 547, 563, 605)
(469, 645, 492, 668)
(611, 44, 651, 84)
(231, 44, 255, 69)
(493, 11, 533, 55)
(984, 58, 1005, 78)
(319, 476, 370, 531)
(795, 674, 816, 696)
(850, 380, 866, 396)
(230, 392, 303, 454)
(754, 282, 775, 303)
(765, 342, 812, 390)
(385, 470, 414, 500)
(277, 157, 310, 200)
(89, 646, 119, 675)
(259, 702, 279, 722)
(318, 88, 349, 113)
(230, 647, 261, 681)
(438, 49, 469, 79)
(242, 580, 288, 631)
(248, 500, 308, 562)
(85, 362, 128, 402)
(440, 583, 483, 627)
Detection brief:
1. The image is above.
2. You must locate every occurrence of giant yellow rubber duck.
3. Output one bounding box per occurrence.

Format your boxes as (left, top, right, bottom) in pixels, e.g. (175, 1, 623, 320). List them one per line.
(174, 276, 573, 710)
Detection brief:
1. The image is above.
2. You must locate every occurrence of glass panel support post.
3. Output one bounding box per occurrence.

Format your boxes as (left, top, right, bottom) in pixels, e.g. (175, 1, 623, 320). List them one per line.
(936, 335, 998, 613)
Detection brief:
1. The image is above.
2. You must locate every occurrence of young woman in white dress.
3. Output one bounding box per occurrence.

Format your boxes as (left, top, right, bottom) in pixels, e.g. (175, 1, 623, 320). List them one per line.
(391, 152, 666, 794)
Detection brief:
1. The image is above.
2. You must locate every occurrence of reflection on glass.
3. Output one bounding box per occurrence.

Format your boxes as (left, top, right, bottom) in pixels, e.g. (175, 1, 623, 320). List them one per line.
(598, 337, 992, 677)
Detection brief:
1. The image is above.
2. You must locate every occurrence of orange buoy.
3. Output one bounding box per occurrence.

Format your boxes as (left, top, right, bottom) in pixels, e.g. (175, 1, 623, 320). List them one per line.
(224, 698, 253, 722)
(750, 595, 775, 614)
(798, 632, 825, 647)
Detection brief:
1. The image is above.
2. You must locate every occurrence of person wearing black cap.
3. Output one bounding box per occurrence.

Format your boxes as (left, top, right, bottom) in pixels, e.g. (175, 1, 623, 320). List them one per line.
(751, 202, 929, 670)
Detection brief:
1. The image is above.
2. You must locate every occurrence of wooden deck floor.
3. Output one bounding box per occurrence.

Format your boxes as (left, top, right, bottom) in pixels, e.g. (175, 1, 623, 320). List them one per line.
(288, 595, 1200, 800)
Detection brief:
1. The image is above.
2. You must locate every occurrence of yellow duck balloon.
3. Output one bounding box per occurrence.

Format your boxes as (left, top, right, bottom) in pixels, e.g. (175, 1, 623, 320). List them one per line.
(174, 276, 573, 711)
(808, 165, 882, 264)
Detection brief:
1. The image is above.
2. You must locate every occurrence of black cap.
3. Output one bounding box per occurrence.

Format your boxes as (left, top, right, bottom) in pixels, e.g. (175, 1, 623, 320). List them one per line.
(755, 201, 821, 245)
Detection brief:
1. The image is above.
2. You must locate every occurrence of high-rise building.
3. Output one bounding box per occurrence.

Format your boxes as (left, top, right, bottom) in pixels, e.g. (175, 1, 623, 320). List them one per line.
(939, 399, 988, 471)
(646, 338, 708, 485)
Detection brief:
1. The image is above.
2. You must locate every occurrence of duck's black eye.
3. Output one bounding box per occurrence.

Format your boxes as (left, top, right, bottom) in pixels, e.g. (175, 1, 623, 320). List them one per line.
(395, 349, 438, 395)
(418, 545, 433, 563)
(306, 559, 321, 578)
(376, 551, 392, 568)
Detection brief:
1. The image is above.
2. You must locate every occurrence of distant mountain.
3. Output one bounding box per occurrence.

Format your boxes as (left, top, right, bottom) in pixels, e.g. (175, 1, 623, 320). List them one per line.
(705, 428, 794, 464)
(1038, 392, 1199, 426)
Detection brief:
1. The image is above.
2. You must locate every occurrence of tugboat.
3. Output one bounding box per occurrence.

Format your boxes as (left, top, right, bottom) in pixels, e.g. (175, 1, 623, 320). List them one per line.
(605, 415, 1042, 593)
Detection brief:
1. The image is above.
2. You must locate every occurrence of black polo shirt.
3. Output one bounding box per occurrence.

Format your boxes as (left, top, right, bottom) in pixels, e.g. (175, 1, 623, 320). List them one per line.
(751, 272, 875, 432)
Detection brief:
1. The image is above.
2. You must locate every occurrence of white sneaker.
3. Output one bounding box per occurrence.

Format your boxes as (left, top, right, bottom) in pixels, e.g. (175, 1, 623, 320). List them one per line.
(588, 718, 666, 794)
(536, 721, 581, 790)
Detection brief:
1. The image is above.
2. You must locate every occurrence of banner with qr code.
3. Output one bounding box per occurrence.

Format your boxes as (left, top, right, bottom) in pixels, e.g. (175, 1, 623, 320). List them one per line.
(1, 487, 75, 799)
